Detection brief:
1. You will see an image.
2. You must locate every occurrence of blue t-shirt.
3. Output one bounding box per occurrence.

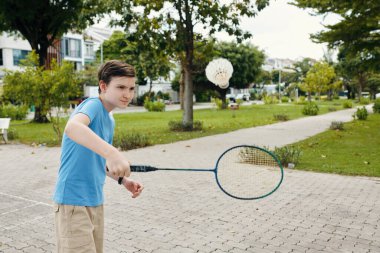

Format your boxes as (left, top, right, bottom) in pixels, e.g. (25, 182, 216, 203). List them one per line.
(53, 97, 115, 206)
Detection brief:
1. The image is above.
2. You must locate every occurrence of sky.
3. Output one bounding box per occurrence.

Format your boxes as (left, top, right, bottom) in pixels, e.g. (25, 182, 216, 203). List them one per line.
(215, 0, 340, 60)
(95, 0, 340, 61)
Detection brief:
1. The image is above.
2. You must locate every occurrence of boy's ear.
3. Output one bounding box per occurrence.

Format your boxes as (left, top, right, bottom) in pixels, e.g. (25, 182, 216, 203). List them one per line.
(99, 81, 107, 93)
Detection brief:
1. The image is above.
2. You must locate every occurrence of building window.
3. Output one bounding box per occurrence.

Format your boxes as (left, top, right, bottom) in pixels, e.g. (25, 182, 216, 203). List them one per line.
(64, 38, 81, 58)
(84, 43, 94, 58)
(13, 49, 30, 66)
(0, 49, 3, 65)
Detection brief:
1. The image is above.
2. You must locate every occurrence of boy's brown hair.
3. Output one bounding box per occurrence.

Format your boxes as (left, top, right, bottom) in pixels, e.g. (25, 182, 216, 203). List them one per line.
(97, 60, 136, 93)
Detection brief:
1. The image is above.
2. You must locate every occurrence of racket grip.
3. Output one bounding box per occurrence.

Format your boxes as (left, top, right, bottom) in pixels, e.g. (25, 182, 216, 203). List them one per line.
(105, 167, 124, 185)
(130, 165, 154, 172)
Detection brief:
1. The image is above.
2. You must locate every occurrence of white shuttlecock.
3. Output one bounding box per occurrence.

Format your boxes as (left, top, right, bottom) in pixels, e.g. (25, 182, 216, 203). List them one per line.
(205, 58, 233, 89)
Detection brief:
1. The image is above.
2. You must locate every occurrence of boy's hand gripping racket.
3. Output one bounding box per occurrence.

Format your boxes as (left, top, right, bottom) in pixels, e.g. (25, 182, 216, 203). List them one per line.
(129, 145, 284, 200)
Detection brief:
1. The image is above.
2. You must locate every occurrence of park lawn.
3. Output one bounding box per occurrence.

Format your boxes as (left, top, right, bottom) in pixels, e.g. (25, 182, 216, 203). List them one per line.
(294, 113, 380, 177)
(10, 101, 346, 146)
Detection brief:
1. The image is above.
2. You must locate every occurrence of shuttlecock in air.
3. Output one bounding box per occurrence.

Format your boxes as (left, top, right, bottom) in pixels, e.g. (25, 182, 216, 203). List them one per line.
(205, 58, 233, 89)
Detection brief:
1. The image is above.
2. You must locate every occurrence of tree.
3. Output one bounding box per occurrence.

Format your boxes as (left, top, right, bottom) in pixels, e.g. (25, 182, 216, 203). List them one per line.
(300, 61, 341, 101)
(112, 0, 270, 128)
(0, 0, 107, 122)
(179, 41, 264, 107)
(3, 52, 81, 142)
(100, 31, 173, 95)
(336, 47, 370, 99)
(291, 0, 380, 66)
(367, 74, 380, 99)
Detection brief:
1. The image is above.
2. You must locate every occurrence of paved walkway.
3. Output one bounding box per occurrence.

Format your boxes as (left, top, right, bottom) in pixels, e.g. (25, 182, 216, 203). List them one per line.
(0, 106, 379, 253)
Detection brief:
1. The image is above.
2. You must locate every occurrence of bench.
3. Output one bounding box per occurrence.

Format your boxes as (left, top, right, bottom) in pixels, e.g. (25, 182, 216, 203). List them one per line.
(0, 118, 11, 143)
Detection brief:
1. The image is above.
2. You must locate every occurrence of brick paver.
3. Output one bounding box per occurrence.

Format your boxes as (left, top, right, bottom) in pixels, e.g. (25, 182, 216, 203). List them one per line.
(0, 106, 379, 252)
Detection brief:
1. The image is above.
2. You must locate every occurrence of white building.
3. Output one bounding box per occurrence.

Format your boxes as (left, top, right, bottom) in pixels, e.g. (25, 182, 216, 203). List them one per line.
(0, 33, 32, 81)
(0, 29, 104, 80)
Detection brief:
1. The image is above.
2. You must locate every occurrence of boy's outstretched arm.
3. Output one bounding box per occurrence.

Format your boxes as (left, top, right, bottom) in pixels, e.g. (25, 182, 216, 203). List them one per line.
(64, 113, 131, 178)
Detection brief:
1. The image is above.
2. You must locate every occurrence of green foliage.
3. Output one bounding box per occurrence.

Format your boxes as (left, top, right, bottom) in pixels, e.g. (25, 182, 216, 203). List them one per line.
(3, 52, 80, 117)
(101, 31, 173, 86)
(300, 61, 341, 101)
(354, 107, 368, 120)
(211, 97, 224, 110)
(359, 97, 370, 105)
(168, 120, 203, 132)
(263, 95, 278, 104)
(292, 0, 380, 67)
(373, 99, 380, 113)
(281, 96, 290, 103)
(273, 114, 289, 121)
(330, 121, 344, 130)
(302, 102, 319, 116)
(6, 128, 18, 140)
(214, 42, 265, 89)
(328, 107, 337, 112)
(273, 146, 302, 167)
(111, 0, 270, 126)
(0, 104, 28, 120)
(0, 0, 107, 67)
(113, 132, 151, 151)
(294, 96, 307, 105)
(143, 97, 165, 112)
(342, 100, 353, 108)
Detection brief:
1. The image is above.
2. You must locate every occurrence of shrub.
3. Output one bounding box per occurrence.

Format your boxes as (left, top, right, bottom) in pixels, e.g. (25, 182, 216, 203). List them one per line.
(7, 128, 18, 140)
(211, 97, 224, 110)
(353, 107, 368, 120)
(373, 99, 380, 113)
(113, 132, 150, 151)
(302, 102, 319, 116)
(136, 91, 155, 106)
(168, 120, 203, 132)
(273, 146, 302, 167)
(333, 94, 340, 100)
(0, 104, 29, 120)
(342, 100, 353, 108)
(236, 99, 244, 106)
(330, 121, 344, 131)
(328, 107, 337, 112)
(273, 114, 289, 121)
(143, 97, 165, 112)
(263, 95, 278, 104)
(359, 97, 370, 105)
(281, 96, 289, 103)
(294, 96, 306, 105)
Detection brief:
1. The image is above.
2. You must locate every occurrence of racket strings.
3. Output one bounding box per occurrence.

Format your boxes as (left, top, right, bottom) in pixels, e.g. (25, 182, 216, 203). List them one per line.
(216, 147, 283, 199)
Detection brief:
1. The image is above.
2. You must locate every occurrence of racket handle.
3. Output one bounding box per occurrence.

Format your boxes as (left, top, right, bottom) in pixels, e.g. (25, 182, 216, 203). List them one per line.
(105, 167, 124, 185)
(130, 165, 156, 172)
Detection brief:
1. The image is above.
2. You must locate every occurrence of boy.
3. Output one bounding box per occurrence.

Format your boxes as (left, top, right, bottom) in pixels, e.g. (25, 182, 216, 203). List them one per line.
(53, 60, 143, 252)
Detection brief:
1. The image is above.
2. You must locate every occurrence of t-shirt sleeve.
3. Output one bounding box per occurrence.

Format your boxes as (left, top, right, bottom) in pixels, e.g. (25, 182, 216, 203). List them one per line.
(76, 99, 101, 123)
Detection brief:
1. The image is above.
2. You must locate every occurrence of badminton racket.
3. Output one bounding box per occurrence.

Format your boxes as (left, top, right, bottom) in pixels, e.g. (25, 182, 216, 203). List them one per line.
(125, 145, 284, 200)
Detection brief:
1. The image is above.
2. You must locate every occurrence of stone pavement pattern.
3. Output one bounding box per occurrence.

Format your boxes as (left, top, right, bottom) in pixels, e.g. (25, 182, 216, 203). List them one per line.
(0, 106, 379, 253)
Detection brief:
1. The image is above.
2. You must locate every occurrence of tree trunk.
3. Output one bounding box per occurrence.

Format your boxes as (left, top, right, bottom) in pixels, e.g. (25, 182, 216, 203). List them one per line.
(179, 69, 185, 110)
(33, 106, 50, 123)
(357, 73, 366, 98)
(219, 87, 228, 109)
(32, 41, 50, 123)
(183, 66, 193, 127)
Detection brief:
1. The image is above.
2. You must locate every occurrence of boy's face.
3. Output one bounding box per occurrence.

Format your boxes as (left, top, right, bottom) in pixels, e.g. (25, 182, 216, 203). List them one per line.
(100, 76, 136, 111)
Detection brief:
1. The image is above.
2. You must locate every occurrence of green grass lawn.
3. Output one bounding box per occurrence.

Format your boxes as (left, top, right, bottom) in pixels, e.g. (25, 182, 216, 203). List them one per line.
(10, 101, 346, 146)
(293, 113, 380, 177)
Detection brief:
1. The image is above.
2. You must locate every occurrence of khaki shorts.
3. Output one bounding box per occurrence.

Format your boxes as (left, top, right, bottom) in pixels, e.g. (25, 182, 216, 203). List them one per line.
(55, 204, 104, 253)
